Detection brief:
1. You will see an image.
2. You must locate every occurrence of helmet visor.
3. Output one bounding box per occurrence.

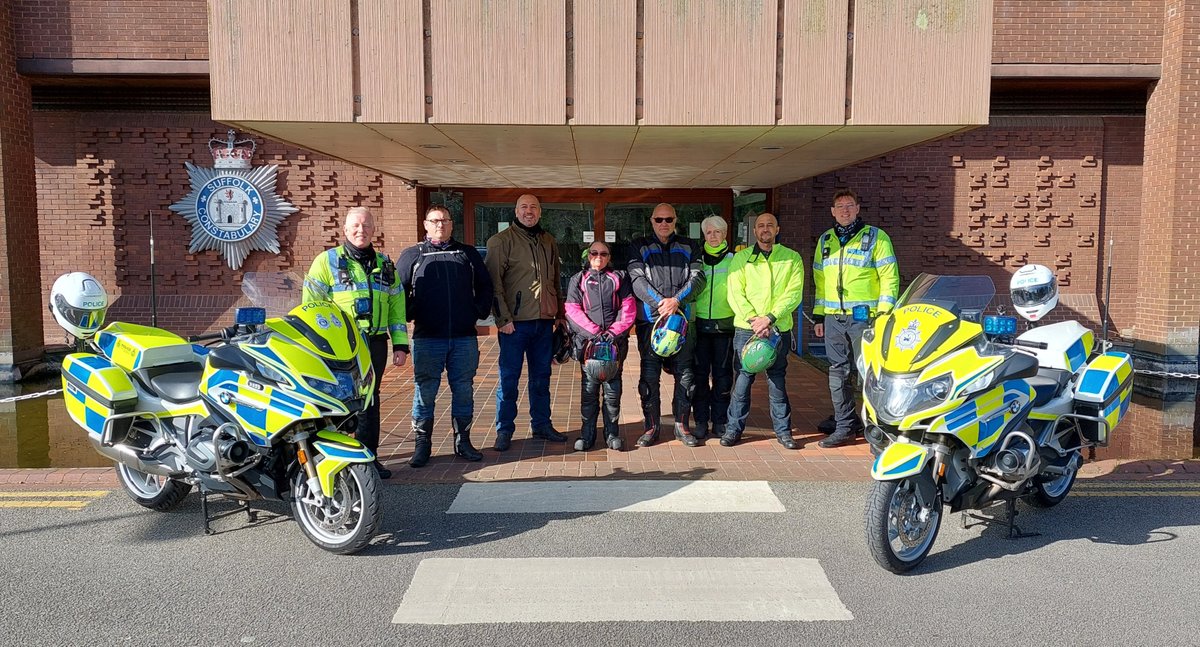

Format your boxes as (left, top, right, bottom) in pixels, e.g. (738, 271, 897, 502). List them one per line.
(55, 294, 105, 330)
(1011, 281, 1056, 307)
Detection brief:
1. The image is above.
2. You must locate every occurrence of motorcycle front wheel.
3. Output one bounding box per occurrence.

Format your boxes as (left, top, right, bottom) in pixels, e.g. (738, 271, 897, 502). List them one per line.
(291, 463, 382, 554)
(115, 463, 191, 511)
(866, 478, 942, 574)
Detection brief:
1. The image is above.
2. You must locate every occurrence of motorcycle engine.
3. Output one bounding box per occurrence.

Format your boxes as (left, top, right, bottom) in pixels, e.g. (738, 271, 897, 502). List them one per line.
(184, 428, 251, 473)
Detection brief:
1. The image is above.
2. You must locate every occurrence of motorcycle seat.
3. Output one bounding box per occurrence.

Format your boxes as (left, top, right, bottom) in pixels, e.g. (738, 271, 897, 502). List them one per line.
(133, 362, 203, 404)
(1026, 367, 1072, 407)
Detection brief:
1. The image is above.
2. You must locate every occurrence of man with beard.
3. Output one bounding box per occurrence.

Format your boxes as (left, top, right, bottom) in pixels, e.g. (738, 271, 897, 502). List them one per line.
(303, 206, 408, 479)
(721, 213, 804, 449)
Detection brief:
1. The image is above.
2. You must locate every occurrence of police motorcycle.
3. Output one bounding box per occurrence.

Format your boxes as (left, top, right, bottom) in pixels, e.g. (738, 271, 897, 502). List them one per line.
(860, 267, 1133, 573)
(52, 271, 383, 554)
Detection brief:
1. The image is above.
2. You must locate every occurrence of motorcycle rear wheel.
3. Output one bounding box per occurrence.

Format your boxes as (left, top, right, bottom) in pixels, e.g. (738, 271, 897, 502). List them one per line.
(291, 463, 382, 554)
(1029, 450, 1081, 508)
(866, 478, 942, 574)
(115, 463, 192, 512)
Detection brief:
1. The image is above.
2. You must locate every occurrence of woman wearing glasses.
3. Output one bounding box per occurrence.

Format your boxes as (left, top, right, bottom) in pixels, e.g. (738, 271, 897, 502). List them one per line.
(563, 241, 637, 451)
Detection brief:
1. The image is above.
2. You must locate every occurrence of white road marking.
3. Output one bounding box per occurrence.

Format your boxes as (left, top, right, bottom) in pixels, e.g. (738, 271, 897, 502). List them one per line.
(392, 557, 853, 624)
(447, 480, 786, 514)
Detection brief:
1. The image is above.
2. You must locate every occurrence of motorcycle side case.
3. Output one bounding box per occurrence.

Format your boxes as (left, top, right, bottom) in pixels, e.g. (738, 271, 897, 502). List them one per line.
(94, 322, 197, 372)
(1071, 351, 1133, 446)
(61, 353, 138, 437)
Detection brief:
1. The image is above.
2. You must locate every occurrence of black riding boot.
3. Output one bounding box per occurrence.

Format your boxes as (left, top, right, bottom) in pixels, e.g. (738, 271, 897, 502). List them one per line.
(453, 417, 483, 462)
(409, 418, 433, 468)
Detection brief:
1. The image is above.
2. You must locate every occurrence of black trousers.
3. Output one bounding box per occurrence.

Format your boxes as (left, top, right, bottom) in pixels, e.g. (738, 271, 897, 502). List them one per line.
(635, 320, 696, 428)
(692, 331, 733, 427)
(357, 334, 390, 456)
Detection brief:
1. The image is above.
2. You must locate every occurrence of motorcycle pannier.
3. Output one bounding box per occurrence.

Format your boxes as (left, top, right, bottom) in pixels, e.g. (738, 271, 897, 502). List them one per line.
(1070, 352, 1133, 447)
(61, 353, 139, 437)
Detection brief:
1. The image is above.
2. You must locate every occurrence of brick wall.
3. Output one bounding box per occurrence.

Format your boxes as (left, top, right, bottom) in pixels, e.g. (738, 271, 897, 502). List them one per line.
(778, 117, 1134, 337)
(12, 0, 208, 60)
(34, 111, 420, 344)
(993, 0, 1163, 65)
(0, 2, 44, 371)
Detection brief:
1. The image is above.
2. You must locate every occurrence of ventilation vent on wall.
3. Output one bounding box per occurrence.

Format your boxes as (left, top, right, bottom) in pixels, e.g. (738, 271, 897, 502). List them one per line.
(32, 86, 211, 112)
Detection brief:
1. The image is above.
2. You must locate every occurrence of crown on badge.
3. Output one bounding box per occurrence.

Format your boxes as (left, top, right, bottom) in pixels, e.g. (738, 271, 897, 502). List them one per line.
(209, 129, 256, 170)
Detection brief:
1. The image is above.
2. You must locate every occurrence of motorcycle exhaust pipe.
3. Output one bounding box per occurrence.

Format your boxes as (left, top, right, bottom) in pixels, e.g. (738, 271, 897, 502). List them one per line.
(87, 436, 181, 477)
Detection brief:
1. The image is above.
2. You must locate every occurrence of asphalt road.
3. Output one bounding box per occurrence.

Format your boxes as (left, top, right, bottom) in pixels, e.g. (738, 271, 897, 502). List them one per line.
(1, 481, 1197, 646)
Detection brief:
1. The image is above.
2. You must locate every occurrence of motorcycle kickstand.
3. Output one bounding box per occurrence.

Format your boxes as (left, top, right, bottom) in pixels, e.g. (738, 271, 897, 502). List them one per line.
(200, 486, 214, 536)
(961, 499, 1040, 539)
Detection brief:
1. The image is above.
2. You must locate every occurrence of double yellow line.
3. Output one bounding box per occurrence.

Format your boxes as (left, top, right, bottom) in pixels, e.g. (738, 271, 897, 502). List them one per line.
(0, 490, 109, 510)
(1074, 481, 1200, 497)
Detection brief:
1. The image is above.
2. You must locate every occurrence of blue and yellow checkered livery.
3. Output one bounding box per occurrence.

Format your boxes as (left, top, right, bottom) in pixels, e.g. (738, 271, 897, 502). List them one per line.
(1071, 351, 1133, 446)
(61, 353, 139, 437)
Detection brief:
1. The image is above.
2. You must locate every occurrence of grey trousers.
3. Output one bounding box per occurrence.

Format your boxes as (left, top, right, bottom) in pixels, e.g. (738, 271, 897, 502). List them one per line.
(824, 315, 868, 433)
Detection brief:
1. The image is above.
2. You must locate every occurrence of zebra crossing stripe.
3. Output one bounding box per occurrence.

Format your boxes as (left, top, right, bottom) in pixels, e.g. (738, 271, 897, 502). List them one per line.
(447, 480, 786, 514)
(393, 557, 853, 624)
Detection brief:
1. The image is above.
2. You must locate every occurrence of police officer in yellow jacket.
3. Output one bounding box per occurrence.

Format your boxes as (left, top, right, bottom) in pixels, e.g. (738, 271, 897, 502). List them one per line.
(303, 206, 408, 478)
(812, 189, 899, 448)
(721, 213, 805, 449)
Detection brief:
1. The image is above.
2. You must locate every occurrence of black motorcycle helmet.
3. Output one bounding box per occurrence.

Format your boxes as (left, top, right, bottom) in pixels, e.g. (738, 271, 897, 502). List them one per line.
(551, 325, 572, 365)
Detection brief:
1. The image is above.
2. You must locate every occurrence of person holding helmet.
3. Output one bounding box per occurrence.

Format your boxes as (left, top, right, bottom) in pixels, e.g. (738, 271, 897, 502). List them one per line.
(1010, 264, 1058, 322)
(564, 241, 637, 451)
(692, 215, 736, 441)
(626, 203, 706, 447)
(721, 213, 805, 449)
(50, 272, 109, 341)
(303, 206, 408, 479)
(812, 189, 899, 449)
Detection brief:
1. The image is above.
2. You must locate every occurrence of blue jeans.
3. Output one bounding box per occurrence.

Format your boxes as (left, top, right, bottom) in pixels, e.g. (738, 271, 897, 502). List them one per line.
(494, 319, 554, 436)
(726, 328, 792, 438)
(411, 336, 480, 421)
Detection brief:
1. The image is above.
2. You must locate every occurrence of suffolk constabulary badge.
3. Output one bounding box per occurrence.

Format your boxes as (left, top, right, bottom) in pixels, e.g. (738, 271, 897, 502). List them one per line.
(894, 320, 923, 351)
(169, 130, 298, 269)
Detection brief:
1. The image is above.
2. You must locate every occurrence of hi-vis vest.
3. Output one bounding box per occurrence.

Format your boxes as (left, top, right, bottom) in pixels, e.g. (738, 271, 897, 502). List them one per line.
(696, 248, 735, 321)
(812, 225, 900, 317)
(303, 246, 408, 344)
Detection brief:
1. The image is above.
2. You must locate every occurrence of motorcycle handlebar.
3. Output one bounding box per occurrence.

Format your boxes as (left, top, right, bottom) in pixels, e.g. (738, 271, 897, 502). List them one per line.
(1013, 338, 1049, 350)
(187, 326, 235, 343)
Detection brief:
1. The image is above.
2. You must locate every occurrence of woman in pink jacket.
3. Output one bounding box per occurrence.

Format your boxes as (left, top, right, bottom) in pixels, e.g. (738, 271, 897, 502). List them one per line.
(564, 241, 637, 451)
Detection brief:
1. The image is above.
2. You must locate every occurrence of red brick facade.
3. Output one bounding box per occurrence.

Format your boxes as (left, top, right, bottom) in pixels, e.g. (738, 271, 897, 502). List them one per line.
(0, 2, 44, 376)
(34, 111, 420, 343)
(12, 0, 207, 60)
(993, 0, 1164, 64)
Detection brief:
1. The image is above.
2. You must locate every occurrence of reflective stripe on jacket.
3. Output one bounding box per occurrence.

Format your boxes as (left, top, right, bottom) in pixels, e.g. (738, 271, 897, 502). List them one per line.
(811, 225, 900, 317)
(303, 246, 409, 348)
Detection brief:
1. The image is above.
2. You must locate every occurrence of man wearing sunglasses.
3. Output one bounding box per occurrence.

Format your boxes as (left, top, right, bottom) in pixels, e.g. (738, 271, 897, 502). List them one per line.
(396, 205, 494, 468)
(626, 203, 706, 447)
(812, 189, 899, 449)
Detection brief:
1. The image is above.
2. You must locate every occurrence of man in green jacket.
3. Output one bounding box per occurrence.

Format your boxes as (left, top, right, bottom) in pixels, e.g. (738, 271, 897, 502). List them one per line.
(812, 189, 900, 449)
(485, 193, 567, 451)
(303, 206, 408, 479)
(721, 213, 805, 449)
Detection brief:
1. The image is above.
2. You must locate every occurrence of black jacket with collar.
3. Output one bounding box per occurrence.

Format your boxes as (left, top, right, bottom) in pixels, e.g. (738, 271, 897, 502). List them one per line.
(396, 238, 494, 338)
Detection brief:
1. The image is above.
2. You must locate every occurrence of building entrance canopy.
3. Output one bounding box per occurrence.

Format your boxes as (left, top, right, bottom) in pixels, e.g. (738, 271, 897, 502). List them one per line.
(209, 0, 992, 189)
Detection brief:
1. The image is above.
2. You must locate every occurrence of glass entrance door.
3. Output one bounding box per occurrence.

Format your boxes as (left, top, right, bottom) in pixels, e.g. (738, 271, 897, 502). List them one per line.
(474, 201, 595, 291)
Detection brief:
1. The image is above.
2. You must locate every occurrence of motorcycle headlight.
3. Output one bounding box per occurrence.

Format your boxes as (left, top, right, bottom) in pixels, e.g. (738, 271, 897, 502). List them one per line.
(254, 360, 290, 385)
(305, 371, 356, 401)
(866, 371, 953, 422)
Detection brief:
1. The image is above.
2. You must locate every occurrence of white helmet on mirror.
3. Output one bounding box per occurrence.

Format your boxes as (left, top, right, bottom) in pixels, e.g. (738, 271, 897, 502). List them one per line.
(50, 272, 108, 339)
(1010, 264, 1058, 322)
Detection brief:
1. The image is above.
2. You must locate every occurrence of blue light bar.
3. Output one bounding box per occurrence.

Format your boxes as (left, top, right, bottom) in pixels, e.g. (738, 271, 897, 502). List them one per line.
(235, 307, 266, 326)
(983, 315, 1017, 336)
